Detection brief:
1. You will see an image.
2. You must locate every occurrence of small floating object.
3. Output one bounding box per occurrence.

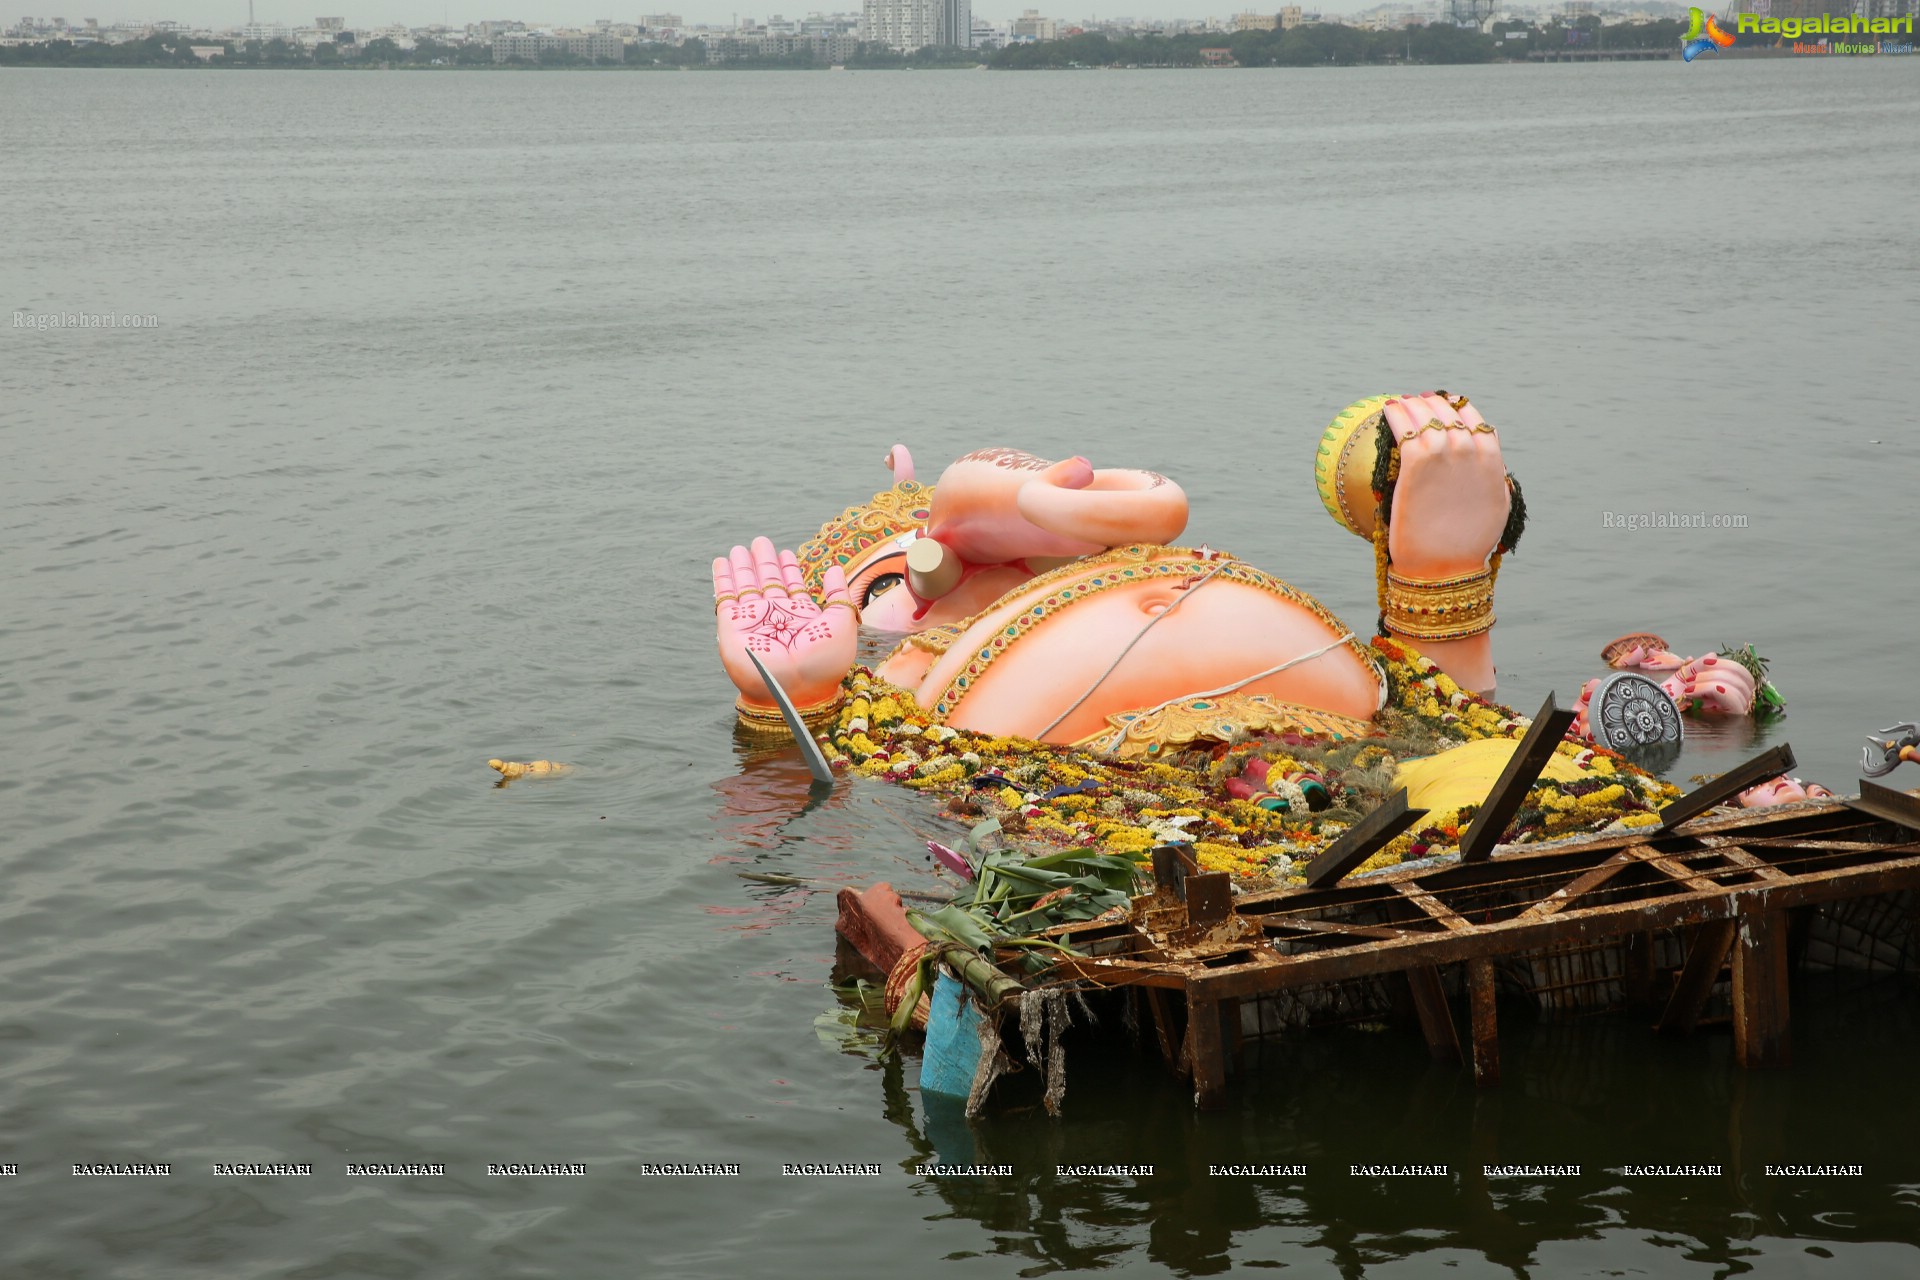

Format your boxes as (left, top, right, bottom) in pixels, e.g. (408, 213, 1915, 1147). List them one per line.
(928, 840, 975, 881)
(488, 759, 573, 780)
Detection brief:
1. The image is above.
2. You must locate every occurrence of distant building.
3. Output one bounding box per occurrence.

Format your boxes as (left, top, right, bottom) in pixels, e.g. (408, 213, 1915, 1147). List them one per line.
(492, 31, 625, 61)
(1773, 0, 1892, 15)
(316, 16, 343, 31)
(1199, 45, 1235, 63)
(1278, 6, 1304, 28)
(638, 12, 684, 27)
(863, 0, 971, 51)
(1009, 8, 1057, 40)
(704, 29, 859, 60)
(1235, 11, 1278, 30)
(190, 43, 225, 58)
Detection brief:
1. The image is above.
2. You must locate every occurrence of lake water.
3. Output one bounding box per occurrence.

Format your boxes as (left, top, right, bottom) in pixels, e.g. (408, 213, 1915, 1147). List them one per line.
(4, 61, 1919, 1278)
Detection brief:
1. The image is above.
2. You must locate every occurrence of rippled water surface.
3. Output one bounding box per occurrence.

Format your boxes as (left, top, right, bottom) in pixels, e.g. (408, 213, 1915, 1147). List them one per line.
(4, 62, 1919, 1278)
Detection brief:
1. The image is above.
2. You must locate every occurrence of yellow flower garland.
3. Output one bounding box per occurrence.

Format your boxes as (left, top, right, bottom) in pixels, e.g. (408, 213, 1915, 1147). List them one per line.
(819, 641, 1683, 888)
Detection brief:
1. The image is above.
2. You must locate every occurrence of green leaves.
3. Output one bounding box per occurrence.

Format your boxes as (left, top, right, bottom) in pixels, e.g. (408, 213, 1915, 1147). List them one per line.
(912, 905, 997, 956)
(888, 957, 931, 1033)
(903, 842, 1145, 975)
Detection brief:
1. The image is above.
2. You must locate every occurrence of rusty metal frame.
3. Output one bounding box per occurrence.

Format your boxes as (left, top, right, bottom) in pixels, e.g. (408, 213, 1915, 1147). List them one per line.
(1043, 786, 1920, 1108)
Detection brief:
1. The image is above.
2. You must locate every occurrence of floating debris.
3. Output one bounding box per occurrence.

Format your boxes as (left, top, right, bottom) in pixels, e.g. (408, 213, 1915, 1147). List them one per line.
(488, 758, 573, 781)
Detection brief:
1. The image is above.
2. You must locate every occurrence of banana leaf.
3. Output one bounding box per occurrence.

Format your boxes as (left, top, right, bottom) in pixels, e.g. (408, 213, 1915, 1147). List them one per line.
(910, 904, 997, 955)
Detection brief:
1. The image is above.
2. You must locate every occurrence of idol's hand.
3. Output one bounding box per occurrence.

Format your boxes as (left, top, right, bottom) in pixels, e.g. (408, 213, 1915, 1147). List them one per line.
(1383, 392, 1512, 580)
(713, 536, 858, 714)
(1661, 653, 1756, 715)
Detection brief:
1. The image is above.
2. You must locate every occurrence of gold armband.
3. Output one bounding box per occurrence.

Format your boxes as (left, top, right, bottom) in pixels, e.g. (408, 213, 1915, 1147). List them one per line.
(1382, 566, 1496, 643)
(735, 692, 846, 736)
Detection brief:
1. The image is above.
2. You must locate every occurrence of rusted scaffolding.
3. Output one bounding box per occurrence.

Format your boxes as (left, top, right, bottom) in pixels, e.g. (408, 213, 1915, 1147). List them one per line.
(1043, 768, 1920, 1109)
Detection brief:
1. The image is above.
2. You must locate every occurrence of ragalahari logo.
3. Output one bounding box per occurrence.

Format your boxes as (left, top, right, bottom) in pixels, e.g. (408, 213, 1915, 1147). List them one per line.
(1682, 7, 1738, 60)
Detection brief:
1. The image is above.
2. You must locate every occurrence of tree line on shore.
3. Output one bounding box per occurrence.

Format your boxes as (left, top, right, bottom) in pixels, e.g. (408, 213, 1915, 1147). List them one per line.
(0, 20, 1709, 71)
(988, 18, 1693, 68)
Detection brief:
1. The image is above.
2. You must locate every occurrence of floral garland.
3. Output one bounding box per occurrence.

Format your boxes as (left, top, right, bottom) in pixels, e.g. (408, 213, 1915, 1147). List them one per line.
(821, 638, 1683, 889)
(1372, 636, 1530, 744)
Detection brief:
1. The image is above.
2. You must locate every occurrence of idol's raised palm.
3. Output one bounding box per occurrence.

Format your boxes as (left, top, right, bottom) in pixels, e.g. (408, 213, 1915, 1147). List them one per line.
(712, 536, 858, 716)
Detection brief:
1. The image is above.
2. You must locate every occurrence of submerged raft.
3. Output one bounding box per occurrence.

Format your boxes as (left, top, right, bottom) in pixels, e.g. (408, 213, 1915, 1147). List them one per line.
(838, 775, 1920, 1112)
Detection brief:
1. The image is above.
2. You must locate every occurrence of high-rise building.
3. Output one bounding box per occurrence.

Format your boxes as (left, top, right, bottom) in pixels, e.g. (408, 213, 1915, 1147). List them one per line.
(862, 0, 970, 52)
(1009, 9, 1058, 40)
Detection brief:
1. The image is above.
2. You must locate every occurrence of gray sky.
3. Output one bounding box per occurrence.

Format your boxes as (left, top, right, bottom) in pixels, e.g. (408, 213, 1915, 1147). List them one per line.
(18, 3, 1380, 32)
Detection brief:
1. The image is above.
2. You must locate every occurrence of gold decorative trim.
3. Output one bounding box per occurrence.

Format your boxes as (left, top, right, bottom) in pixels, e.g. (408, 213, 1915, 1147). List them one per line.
(735, 692, 847, 736)
(1406, 419, 1497, 441)
(796, 481, 934, 597)
(905, 622, 965, 656)
(1383, 565, 1495, 642)
(925, 545, 1377, 721)
(1073, 692, 1372, 761)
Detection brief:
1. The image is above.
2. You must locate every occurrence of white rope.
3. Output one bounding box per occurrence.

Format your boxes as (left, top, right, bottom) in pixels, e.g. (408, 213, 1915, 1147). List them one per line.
(1094, 632, 1359, 755)
(1030, 563, 1231, 742)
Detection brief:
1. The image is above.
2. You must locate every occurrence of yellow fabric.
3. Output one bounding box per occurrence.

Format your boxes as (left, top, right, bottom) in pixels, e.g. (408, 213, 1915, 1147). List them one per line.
(1393, 737, 1585, 816)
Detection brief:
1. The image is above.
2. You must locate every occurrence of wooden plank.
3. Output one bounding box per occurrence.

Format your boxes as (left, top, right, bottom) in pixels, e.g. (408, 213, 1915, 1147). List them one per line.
(1732, 838, 1906, 856)
(1395, 882, 1470, 931)
(1467, 957, 1500, 1088)
(1405, 965, 1461, 1063)
(1658, 920, 1737, 1036)
(1253, 841, 1670, 915)
(1732, 909, 1791, 1068)
(1301, 789, 1428, 889)
(1187, 997, 1229, 1110)
(1459, 693, 1578, 863)
(1622, 930, 1655, 1012)
(1144, 988, 1182, 1072)
(1517, 850, 1638, 921)
(1716, 848, 1793, 883)
(1262, 917, 1408, 942)
(1152, 843, 1199, 896)
(1055, 958, 1190, 991)
(1186, 871, 1233, 926)
(1846, 779, 1920, 832)
(1184, 850, 1920, 1000)
(1625, 845, 1729, 894)
(1658, 744, 1797, 830)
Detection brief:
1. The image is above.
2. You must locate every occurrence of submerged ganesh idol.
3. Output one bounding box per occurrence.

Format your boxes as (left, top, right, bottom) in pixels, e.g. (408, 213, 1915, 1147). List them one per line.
(713, 392, 1520, 752)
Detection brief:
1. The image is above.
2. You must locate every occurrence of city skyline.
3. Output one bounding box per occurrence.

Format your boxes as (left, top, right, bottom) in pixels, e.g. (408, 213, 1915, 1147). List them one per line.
(7, 0, 1425, 36)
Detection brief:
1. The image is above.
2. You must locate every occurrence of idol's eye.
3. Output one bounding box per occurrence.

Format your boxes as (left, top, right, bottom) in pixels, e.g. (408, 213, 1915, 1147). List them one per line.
(862, 573, 904, 605)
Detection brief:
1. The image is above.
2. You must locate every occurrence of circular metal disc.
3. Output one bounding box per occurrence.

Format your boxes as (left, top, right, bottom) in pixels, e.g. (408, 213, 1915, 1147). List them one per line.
(1590, 671, 1684, 767)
